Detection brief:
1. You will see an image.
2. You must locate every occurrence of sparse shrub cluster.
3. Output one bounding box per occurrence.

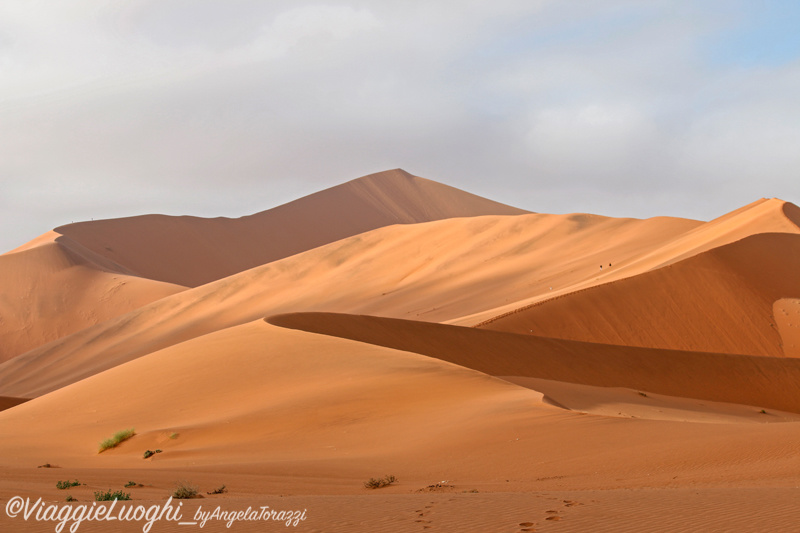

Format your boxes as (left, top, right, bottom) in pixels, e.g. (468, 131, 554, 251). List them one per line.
(207, 485, 227, 495)
(173, 482, 200, 499)
(98, 428, 136, 453)
(364, 475, 397, 489)
(94, 490, 131, 501)
(143, 449, 162, 459)
(56, 480, 81, 490)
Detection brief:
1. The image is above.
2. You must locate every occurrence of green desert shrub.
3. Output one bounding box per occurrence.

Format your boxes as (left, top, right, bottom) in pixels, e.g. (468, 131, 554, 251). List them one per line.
(172, 482, 199, 499)
(94, 490, 131, 501)
(98, 428, 136, 453)
(56, 480, 80, 490)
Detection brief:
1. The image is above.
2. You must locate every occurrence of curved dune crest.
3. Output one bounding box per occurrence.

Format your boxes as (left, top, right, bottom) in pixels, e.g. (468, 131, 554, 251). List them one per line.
(52, 169, 529, 287)
(479, 233, 800, 356)
(0, 212, 697, 397)
(268, 312, 800, 413)
(0, 232, 185, 363)
(0, 320, 542, 468)
(3, 319, 800, 497)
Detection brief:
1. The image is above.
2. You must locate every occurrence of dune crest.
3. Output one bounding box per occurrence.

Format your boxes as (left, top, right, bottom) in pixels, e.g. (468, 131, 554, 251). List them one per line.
(0, 232, 184, 363)
(267, 312, 800, 413)
(0, 212, 697, 397)
(479, 233, 800, 356)
(52, 169, 529, 287)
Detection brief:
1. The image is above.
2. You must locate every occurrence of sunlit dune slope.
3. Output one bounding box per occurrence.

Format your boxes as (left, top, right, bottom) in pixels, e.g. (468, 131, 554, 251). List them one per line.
(0, 320, 542, 470)
(0, 232, 184, 363)
(466, 198, 800, 325)
(479, 232, 800, 356)
(2, 319, 800, 492)
(53, 169, 529, 287)
(268, 312, 800, 413)
(0, 212, 696, 397)
(625, 198, 800, 271)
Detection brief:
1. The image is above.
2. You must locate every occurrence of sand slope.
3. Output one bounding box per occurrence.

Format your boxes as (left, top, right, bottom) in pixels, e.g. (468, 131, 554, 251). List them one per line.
(0, 213, 697, 397)
(2, 319, 800, 499)
(268, 312, 800, 413)
(53, 169, 529, 287)
(0, 232, 184, 363)
(467, 198, 800, 326)
(2, 186, 800, 533)
(0, 320, 543, 470)
(479, 232, 800, 356)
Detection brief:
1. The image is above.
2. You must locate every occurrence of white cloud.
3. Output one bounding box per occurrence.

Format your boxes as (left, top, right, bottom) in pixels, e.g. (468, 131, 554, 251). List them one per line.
(1, 0, 799, 252)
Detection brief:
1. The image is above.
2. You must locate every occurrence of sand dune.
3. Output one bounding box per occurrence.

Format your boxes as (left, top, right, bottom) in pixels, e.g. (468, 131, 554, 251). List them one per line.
(52, 169, 529, 287)
(2, 319, 800, 504)
(0, 212, 697, 397)
(2, 177, 800, 533)
(500, 376, 800, 423)
(268, 312, 800, 413)
(623, 198, 800, 271)
(0, 396, 28, 412)
(479, 232, 800, 356)
(0, 320, 544, 470)
(466, 198, 800, 325)
(0, 232, 184, 363)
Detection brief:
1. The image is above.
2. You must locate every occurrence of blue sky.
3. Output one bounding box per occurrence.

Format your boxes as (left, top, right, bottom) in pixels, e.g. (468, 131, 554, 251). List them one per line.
(1, 0, 799, 252)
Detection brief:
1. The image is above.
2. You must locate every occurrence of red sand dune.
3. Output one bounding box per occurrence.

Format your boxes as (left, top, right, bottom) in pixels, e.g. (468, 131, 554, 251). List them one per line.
(0, 231, 184, 363)
(0, 396, 28, 412)
(0, 212, 697, 398)
(470, 198, 800, 327)
(53, 169, 529, 287)
(1, 319, 799, 488)
(3, 173, 800, 532)
(479, 232, 800, 356)
(267, 312, 800, 413)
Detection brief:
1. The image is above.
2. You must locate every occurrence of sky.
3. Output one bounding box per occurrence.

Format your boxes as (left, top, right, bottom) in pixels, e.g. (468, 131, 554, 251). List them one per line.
(2, 0, 800, 253)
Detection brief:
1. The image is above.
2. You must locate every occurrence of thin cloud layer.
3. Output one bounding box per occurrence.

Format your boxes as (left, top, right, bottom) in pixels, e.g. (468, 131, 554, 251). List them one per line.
(1, 0, 799, 252)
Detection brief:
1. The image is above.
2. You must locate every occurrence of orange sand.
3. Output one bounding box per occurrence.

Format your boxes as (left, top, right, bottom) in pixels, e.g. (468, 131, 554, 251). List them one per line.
(1, 171, 799, 532)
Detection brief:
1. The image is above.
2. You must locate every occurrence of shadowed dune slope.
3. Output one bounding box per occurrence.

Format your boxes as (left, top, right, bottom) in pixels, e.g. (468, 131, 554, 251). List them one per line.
(0, 213, 697, 398)
(479, 232, 800, 357)
(621, 198, 800, 272)
(0, 232, 185, 363)
(3, 319, 800, 494)
(52, 169, 529, 287)
(267, 312, 800, 413)
(467, 198, 800, 326)
(0, 396, 28, 412)
(0, 320, 543, 469)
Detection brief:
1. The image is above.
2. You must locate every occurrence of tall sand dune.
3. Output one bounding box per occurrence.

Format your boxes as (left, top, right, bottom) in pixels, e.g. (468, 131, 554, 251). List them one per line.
(0, 212, 696, 397)
(268, 312, 800, 413)
(2, 319, 800, 496)
(0, 232, 184, 363)
(479, 232, 800, 356)
(620, 198, 800, 272)
(52, 169, 529, 287)
(465, 198, 800, 325)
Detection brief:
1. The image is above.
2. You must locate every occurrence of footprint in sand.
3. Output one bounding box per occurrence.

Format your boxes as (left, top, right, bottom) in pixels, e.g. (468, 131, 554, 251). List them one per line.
(518, 521, 536, 532)
(413, 501, 438, 528)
